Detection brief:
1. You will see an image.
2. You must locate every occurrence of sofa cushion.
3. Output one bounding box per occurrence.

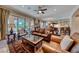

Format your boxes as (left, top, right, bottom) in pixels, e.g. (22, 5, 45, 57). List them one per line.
(51, 35, 61, 43)
(71, 44, 79, 53)
(60, 35, 74, 50)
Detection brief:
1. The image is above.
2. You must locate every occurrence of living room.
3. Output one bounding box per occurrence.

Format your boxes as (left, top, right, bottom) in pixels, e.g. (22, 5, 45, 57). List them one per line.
(0, 5, 79, 53)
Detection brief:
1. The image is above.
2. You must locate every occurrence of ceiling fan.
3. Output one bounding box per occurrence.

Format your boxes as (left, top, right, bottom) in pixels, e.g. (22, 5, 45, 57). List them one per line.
(34, 6, 47, 14)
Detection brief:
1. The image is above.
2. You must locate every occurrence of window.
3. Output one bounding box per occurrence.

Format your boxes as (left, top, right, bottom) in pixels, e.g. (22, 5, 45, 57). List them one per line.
(7, 15, 32, 34)
(14, 17, 18, 33)
(17, 17, 25, 30)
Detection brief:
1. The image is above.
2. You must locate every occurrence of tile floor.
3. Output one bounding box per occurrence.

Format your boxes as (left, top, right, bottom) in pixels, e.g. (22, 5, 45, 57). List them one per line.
(0, 39, 10, 53)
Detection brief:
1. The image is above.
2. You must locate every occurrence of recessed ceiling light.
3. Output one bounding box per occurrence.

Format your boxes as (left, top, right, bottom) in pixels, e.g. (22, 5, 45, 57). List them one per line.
(39, 11, 42, 14)
(53, 9, 56, 11)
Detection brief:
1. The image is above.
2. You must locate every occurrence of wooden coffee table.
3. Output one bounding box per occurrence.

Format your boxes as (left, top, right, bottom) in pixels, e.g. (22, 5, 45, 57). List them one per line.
(21, 35, 43, 53)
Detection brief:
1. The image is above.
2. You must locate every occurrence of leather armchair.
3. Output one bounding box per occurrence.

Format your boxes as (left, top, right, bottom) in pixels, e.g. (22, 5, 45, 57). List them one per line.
(42, 33, 79, 53)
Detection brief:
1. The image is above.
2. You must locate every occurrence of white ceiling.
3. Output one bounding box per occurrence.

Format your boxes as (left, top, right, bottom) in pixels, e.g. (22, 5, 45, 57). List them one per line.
(3, 5, 79, 20)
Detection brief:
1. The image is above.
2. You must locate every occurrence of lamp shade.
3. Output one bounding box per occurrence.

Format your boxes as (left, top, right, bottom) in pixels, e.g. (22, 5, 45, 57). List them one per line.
(9, 23, 15, 28)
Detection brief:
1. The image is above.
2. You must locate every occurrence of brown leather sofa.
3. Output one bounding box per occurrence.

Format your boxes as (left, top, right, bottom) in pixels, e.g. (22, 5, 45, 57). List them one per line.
(32, 28, 52, 42)
(42, 33, 79, 53)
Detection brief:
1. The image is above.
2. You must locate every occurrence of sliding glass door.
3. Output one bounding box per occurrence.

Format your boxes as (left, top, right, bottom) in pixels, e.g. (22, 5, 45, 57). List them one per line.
(7, 15, 30, 34)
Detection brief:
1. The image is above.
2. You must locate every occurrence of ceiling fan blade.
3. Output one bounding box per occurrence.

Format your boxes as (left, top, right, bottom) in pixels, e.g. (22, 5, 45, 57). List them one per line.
(42, 11, 45, 14)
(41, 8, 47, 11)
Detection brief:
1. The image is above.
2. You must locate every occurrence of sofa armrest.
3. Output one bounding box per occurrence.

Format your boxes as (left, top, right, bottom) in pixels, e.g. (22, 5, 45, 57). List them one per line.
(42, 44, 70, 53)
(51, 35, 61, 43)
(42, 44, 62, 53)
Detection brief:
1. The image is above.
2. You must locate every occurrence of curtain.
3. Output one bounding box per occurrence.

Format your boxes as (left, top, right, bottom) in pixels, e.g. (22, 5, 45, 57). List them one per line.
(0, 8, 9, 40)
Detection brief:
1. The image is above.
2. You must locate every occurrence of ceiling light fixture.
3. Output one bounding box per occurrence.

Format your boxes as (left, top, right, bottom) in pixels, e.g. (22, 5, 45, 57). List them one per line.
(38, 11, 42, 14)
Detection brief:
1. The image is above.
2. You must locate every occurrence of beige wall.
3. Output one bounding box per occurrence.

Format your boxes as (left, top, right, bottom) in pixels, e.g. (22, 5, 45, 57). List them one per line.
(71, 17, 79, 35)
